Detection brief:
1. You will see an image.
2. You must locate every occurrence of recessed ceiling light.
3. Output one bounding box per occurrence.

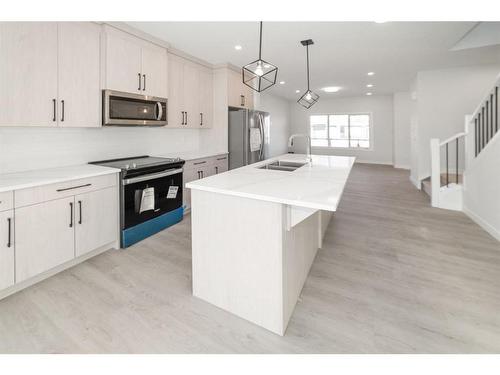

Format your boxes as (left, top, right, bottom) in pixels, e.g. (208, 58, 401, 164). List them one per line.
(366, 92, 373, 96)
(366, 84, 374, 88)
(279, 81, 286, 85)
(295, 89, 300, 93)
(367, 72, 375, 76)
(234, 45, 242, 50)
(322, 86, 341, 93)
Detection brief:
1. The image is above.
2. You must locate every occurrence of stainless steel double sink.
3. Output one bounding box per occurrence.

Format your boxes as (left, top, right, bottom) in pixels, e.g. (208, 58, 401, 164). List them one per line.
(258, 160, 307, 172)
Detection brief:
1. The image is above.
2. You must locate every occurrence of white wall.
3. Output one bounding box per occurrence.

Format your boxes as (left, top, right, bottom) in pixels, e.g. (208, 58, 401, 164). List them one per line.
(255, 92, 291, 158)
(289, 95, 394, 165)
(0, 126, 202, 174)
(463, 133, 500, 241)
(412, 64, 500, 181)
(393, 92, 412, 169)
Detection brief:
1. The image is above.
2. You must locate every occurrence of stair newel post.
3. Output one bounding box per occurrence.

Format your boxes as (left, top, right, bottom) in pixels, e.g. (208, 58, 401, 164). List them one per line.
(430, 138, 441, 208)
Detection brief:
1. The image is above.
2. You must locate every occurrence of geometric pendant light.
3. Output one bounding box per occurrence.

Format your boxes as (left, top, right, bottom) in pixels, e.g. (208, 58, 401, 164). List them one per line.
(297, 39, 319, 109)
(242, 21, 278, 93)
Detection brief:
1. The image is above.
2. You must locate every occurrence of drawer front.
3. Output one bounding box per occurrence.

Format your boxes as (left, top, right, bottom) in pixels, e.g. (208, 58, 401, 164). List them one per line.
(184, 157, 213, 171)
(15, 173, 118, 208)
(0, 191, 14, 212)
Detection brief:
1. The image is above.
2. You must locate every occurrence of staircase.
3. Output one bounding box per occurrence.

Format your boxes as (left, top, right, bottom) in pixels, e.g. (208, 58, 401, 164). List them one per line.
(426, 76, 499, 213)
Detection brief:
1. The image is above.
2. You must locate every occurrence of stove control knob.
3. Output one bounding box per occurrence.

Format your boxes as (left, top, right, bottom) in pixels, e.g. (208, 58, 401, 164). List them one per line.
(132, 163, 137, 169)
(124, 164, 130, 170)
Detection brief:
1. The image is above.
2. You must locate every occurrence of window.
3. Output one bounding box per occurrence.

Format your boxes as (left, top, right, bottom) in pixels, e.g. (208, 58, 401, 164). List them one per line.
(310, 113, 371, 149)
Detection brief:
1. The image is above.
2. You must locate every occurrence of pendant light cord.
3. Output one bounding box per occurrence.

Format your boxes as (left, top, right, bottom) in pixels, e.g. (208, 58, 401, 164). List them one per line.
(306, 44, 310, 90)
(259, 21, 263, 60)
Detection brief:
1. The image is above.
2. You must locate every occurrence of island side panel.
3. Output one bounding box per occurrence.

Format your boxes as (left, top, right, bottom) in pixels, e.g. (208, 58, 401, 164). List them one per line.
(191, 189, 285, 335)
(282, 208, 321, 330)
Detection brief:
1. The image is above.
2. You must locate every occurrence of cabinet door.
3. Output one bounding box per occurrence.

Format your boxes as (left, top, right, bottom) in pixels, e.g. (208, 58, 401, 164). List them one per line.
(213, 155, 229, 175)
(227, 69, 243, 108)
(58, 22, 101, 128)
(167, 54, 185, 127)
(141, 42, 168, 98)
(183, 163, 210, 210)
(75, 187, 118, 257)
(105, 27, 142, 93)
(0, 210, 15, 290)
(183, 61, 199, 128)
(0, 22, 58, 126)
(198, 67, 213, 128)
(15, 196, 75, 283)
(243, 83, 254, 109)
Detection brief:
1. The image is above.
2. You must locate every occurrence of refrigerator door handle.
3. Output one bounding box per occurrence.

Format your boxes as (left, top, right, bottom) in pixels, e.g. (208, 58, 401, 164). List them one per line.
(258, 114, 265, 161)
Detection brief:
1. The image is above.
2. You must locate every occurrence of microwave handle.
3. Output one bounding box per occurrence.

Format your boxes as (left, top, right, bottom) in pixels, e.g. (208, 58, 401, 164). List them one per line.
(156, 102, 163, 121)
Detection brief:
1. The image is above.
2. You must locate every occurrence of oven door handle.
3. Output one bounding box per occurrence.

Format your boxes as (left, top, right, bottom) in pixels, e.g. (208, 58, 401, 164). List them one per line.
(123, 168, 183, 185)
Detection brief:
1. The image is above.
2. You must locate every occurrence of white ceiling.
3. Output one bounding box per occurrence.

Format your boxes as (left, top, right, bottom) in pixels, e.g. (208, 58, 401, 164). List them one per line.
(127, 22, 500, 100)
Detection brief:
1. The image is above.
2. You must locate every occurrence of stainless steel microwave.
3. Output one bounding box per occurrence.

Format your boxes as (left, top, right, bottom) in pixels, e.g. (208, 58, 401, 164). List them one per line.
(103, 90, 167, 126)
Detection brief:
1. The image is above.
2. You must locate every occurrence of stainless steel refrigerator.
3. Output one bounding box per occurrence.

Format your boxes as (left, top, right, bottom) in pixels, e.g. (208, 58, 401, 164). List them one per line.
(228, 107, 270, 170)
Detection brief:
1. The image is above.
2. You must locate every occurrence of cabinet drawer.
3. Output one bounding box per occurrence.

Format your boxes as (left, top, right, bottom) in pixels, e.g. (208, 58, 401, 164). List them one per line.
(0, 191, 14, 212)
(184, 158, 213, 171)
(15, 173, 118, 208)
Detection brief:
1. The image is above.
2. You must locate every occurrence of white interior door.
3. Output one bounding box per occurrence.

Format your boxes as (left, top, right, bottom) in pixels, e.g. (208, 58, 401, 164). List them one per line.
(0, 210, 15, 290)
(58, 22, 101, 127)
(15, 197, 75, 282)
(105, 26, 142, 93)
(75, 187, 118, 257)
(141, 42, 168, 98)
(0, 22, 58, 126)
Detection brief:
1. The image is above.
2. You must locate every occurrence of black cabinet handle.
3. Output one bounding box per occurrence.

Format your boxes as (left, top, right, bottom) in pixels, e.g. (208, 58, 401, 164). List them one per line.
(200, 112, 203, 126)
(183, 111, 186, 125)
(61, 100, 65, 122)
(7, 217, 11, 248)
(138, 73, 142, 91)
(185, 112, 188, 125)
(143, 74, 146, 91)
(193, 161, 206, 165)
(197, 171, 200, 179)
(69, 202, 73, 228)
(78, 200, 82, 224)
(52, 99, 56, 122)
(240, 95, 244, 107)
(56, 183, 91, 192)
(215, 166, 219, 174)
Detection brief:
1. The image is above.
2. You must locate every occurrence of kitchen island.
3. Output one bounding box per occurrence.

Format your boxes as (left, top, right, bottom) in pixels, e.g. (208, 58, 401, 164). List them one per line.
(186, 153, 355, 335)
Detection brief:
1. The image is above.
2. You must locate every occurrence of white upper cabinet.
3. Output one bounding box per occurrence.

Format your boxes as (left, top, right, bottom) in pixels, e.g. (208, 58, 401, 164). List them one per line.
(167, 53, 213, 129)
(104, 26, 168, 98)
(0, 22, 58, 126)
(228, 68, 254, 109)
(0, 22, 101, 128)
(198, 67, 213, 128)
(141, 43, 168, 98)
(58, 22, 101, 127)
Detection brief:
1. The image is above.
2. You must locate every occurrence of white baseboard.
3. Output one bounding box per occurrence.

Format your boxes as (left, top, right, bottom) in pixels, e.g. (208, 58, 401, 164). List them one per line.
(463, 205, 500, 243)
(393, 164, 410, 170)
(409, 175, 421, 190)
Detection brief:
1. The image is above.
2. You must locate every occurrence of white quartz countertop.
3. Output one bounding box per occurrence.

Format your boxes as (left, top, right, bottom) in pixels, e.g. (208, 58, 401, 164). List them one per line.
(186, 153, 355, 211)
(0, 164, 121, 193)
(159, 150, 228, 161)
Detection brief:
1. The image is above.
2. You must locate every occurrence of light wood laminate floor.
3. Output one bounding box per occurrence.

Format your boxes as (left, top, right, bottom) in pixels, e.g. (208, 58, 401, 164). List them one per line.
(1, 164, 499, 353)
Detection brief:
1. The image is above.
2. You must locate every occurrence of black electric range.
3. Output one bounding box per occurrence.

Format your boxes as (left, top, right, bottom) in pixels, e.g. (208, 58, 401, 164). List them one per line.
(90, 156, 186, 248)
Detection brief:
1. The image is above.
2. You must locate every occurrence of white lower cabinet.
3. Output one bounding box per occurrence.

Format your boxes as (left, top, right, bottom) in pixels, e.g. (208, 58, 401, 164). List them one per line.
(183, 154, 229, 211)
(15, 196, 75, 282)
(75, 187, 118, 257)
(0, 173, 119, 298)
(0, 209, 15, 290)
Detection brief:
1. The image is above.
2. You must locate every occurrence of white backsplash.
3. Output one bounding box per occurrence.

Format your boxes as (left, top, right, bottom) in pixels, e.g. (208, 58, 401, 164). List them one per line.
(0, 126, 202, 174)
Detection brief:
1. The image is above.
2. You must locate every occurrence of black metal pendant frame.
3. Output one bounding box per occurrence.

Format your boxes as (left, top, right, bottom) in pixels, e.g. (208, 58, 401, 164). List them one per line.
(242, 22, 278, 93)
(297, 39, 319, 109)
